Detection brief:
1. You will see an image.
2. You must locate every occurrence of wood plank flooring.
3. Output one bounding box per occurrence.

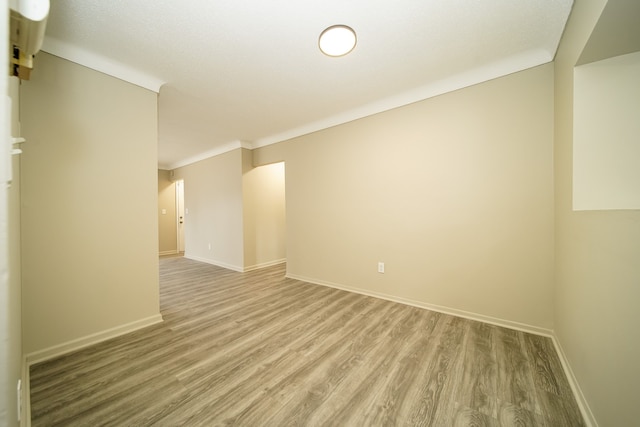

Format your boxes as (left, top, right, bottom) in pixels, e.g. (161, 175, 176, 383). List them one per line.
(30, 257, 584, 426)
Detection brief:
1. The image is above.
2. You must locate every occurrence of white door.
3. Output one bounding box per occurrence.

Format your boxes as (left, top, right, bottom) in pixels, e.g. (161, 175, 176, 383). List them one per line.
(176, 180, 185, 252)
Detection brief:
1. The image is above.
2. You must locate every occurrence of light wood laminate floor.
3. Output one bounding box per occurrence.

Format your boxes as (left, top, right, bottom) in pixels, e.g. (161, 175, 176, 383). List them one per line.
(30, 257, 584, 426)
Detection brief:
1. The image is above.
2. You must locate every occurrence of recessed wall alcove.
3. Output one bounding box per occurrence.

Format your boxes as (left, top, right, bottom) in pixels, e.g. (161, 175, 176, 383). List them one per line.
(572, 1, 640, 211)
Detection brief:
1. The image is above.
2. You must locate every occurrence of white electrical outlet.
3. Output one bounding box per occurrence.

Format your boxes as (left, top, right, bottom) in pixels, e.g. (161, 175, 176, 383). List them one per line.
(378, 262, 385, 273)
(208, 243, 211, 250)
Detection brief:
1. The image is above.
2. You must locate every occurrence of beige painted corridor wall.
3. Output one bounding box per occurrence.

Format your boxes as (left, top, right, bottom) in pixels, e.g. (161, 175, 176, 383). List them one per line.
(242, 158, 286, 270)
(554, 1, 640, 425)
(158, 170, 178, 254)
(172, 149, 286, 271)
(255, 64, 555, 329)
(172, 150, 245, 270)
(20, 53, 161, 355)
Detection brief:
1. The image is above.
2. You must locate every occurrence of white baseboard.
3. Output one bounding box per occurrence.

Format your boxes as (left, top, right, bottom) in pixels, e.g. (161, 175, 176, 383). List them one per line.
(19, 267, 596, 426)
(287, 273, 601, 425)
(21, 357, 30, 427)
(551, 333, 598, 427)
(184, 254, 244, 272)
(25, 314, 164, 366)
(159, 250, 179, 256)
(286, 273, 553, 337)
(243, 258, 286, 272)
(185, 254, 285, 273)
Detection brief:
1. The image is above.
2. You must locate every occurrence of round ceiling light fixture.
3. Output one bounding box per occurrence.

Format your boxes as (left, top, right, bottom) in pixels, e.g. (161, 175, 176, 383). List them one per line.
(319, 25, 357, 57)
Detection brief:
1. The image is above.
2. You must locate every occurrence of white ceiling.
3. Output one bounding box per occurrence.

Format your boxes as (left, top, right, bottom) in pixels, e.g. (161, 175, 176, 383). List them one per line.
(41, 0, 574, 169)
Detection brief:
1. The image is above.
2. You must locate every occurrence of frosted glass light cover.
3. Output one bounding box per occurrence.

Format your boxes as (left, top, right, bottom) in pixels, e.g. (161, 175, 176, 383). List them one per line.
(319, 25, 357, 57)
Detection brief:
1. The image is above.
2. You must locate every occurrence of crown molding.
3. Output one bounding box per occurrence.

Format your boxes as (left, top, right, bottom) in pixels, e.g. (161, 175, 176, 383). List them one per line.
(164, 140, 252, 170)
(40, 39, 551, 167)
(41, 36, 165, 93)
(252, 48, 552, 148)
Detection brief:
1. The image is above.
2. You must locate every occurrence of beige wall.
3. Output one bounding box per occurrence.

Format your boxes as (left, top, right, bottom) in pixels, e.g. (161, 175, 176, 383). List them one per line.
(172, 149, 245, 270)
(255, 63, 555, 330)
(242, 153, 286, 270)
(573, 51, 640, 210)
(20, 53, 161, 355)
(172, 148, 286, 271)
(158, 169, 178, 254)
(554, 1, 640, 425)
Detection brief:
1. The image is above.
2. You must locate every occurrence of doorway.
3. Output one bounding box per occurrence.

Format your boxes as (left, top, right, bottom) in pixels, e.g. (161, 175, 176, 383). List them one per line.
(176, 180, 185, 253)
(244, 161, 286, 270)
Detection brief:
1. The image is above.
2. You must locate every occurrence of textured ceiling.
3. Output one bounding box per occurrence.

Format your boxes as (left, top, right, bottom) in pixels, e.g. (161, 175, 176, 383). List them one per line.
(42, 0, 574, 169)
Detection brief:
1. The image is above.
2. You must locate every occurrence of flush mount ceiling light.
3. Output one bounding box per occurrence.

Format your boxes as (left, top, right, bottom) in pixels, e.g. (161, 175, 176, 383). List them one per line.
(319, 25, 357, 57)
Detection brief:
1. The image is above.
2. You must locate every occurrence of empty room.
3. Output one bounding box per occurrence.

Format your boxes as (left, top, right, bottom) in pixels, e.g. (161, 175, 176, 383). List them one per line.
(1, 0, 639, 426)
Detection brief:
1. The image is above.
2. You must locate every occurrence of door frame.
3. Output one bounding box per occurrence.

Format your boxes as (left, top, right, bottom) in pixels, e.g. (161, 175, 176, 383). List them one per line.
(175, 180, 185, 253)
